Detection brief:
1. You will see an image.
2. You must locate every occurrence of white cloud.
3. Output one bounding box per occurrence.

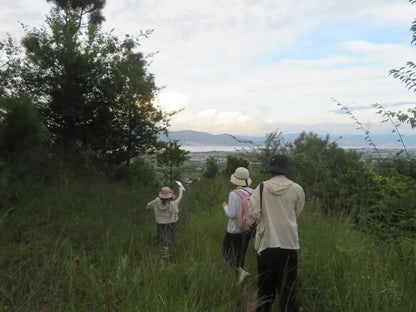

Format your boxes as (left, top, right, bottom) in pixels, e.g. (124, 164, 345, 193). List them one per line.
(367, 3, 416, 24)
(1, 0, 416, 136)
(342, 41, 415, 65)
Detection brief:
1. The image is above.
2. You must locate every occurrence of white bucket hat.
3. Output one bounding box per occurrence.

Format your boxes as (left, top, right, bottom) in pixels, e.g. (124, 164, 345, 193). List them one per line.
(230, 167, 252, 186)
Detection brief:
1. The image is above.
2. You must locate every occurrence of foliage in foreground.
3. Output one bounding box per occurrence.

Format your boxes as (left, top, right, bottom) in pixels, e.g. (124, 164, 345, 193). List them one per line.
(0, 172, 415, 311)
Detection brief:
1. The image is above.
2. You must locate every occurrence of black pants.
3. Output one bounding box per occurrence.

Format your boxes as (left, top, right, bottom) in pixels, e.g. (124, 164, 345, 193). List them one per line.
(222, 228, 253, 269)
(156, 222, 176, 246)
(256, 248, 298, 312)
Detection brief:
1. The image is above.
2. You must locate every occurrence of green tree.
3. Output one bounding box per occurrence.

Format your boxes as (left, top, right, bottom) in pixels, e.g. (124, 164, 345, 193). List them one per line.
(202, 156, 219, 179)
(157, 140, 190, 183)
(46, 0, 106, 27)
(130, 157, 159, 187)
(290, 131, 370, 214)
(0, 95, 45, 161)
(0, 7, 170, 165)
(106, 36, 174, 166)
(225, 155, 249, 175)
(241, 130, 290, 169)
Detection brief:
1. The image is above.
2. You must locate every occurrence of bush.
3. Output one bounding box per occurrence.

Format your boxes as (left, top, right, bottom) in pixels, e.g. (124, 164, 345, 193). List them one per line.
(130, 157, 160, 188)
(202, 156, 219, 179)
(290, 131, 370, 215)
(0, 95, 45, 161)
(225, 155, 249, 175)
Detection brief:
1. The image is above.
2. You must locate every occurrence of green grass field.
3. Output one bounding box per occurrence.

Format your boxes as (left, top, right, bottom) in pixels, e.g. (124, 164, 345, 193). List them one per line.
(1, 175, 415, 311)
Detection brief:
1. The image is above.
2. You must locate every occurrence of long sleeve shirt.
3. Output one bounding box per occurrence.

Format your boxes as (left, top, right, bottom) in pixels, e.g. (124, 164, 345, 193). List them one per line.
(223, 186, 253, 234)
(146, 187, 183, 224)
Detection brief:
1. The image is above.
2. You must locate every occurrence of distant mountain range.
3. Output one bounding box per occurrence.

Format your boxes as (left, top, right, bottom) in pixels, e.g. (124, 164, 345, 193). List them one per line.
(160, 130, 416, 149)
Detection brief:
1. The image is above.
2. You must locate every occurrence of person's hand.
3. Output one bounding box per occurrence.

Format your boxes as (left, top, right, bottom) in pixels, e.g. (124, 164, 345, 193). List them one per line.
(222, 202, 227, 208)
(175, 181, 185, 191)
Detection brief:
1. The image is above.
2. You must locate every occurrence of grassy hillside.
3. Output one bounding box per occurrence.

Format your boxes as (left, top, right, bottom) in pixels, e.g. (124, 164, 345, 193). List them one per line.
(1, 174, 415, 311)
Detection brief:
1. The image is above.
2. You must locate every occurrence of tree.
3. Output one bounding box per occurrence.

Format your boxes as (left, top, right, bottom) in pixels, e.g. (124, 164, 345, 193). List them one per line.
(0, 95, 45, 161)
(202, 156, 219, 179)
(240, 130, 290, 170)
(225, 155, 249, 175)
(0, 7, 171, 165)
(46, 0, 106, 27)
(290, 131, 369, 214)
(157, 140, 190, 183)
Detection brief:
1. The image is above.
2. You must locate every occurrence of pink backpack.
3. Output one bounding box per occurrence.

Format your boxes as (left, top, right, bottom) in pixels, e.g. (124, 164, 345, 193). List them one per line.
(233, 188, 254, 231)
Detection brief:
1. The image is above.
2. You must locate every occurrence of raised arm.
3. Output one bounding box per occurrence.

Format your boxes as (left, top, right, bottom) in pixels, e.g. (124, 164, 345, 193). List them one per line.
(172, 186, 183, 205)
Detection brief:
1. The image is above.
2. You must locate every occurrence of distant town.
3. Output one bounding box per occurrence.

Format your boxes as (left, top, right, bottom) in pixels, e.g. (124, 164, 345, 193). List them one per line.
(186, 147, 416, 164)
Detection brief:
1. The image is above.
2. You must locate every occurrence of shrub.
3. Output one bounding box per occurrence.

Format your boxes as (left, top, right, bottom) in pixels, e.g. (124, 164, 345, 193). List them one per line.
(290, 131, 370, 215)
(225, 155, 249, 175)
(0, 94, 45, 161)
(202, 156, 219, 179)
(130, 157, 160, 188)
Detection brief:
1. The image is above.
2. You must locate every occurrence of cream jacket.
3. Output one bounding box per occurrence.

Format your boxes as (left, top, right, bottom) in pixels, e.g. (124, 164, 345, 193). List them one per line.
(248, 175, 305, 254)
(146, 188, 183, 224)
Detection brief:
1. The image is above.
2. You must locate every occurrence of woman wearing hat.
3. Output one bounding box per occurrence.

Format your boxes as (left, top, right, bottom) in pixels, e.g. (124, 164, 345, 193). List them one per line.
(247, 154, 305, 312)
(221, 167, 254, 283)
(146, 185, 183, 246)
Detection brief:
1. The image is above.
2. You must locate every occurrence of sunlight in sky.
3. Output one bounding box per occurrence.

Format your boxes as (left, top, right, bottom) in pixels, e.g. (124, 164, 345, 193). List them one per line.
(1, 0, 416, 136)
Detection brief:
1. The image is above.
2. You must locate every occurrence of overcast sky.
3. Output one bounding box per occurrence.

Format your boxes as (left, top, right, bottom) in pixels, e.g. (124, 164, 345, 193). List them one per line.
(2, 0, 416, 136)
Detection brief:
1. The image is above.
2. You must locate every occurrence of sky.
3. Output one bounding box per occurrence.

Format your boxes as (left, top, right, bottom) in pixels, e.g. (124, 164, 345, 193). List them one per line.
(2, 0, 416, 137)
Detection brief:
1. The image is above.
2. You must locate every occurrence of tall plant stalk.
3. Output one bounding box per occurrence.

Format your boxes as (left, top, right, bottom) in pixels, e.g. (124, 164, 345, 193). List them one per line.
(372, 103, 410, 159)
(333, 98, 382, 160)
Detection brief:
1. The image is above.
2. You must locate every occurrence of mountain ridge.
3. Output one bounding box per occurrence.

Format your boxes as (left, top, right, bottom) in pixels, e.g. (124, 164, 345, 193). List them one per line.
(160, 130, 416, 148)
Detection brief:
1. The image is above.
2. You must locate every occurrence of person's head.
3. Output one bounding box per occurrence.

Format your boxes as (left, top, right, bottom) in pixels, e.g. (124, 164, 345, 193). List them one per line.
(230, 167, 252, 187)
(265, 154, 292, 177)
(158, 186, 172, 200)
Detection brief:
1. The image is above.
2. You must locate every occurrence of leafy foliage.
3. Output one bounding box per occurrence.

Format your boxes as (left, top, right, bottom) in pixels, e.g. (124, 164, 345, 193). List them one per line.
(0, 95, 45, 161)
(224, 154, 249, 175)
(240, 130, 290, 169)
(157, 140, 190, 183)
(290, 132, 371, 214)
(333, 98, 382, 159)
(0, 7, 170, 167)
(202, 156, 219, 179)
(388, 0, 416, 128)
(372, 103, 410, 159)
(46, 0, 106, 26)
(130, 157, 159, 188)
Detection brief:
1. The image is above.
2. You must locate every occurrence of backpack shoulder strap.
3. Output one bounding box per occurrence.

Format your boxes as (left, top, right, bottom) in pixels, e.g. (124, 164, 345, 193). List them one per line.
(233, 188, 248, 199)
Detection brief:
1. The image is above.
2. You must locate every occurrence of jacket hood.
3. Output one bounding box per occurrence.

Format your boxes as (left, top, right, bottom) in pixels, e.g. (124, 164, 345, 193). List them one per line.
(157, 198, 171, 210)
(264, 175, 293, 196)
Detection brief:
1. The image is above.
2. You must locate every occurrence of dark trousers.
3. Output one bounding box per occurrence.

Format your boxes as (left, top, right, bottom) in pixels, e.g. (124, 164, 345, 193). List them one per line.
(156, 222, 176, 246)
(256, 248, 298, 312)
(222, 228, 253, 269)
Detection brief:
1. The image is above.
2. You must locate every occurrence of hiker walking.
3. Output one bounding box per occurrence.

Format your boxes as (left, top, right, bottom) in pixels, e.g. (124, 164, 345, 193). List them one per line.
(221, 167, 254, 283)
(146, 184, 184, 246)
(248, 155, 305, 312)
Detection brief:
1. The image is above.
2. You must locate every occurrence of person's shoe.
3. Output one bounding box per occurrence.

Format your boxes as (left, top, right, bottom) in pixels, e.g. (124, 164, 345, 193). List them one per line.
(237, 267, 249, 284)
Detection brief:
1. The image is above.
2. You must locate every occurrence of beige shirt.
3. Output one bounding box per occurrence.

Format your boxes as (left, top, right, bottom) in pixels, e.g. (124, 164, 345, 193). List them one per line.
(248, 175, 305, 254)
(146, 188, 183, 224)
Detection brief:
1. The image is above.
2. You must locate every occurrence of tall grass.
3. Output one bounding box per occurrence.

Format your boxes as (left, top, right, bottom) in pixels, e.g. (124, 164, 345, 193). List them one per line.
(1, 174, 415, 311)
(298, 208, 415, 312)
